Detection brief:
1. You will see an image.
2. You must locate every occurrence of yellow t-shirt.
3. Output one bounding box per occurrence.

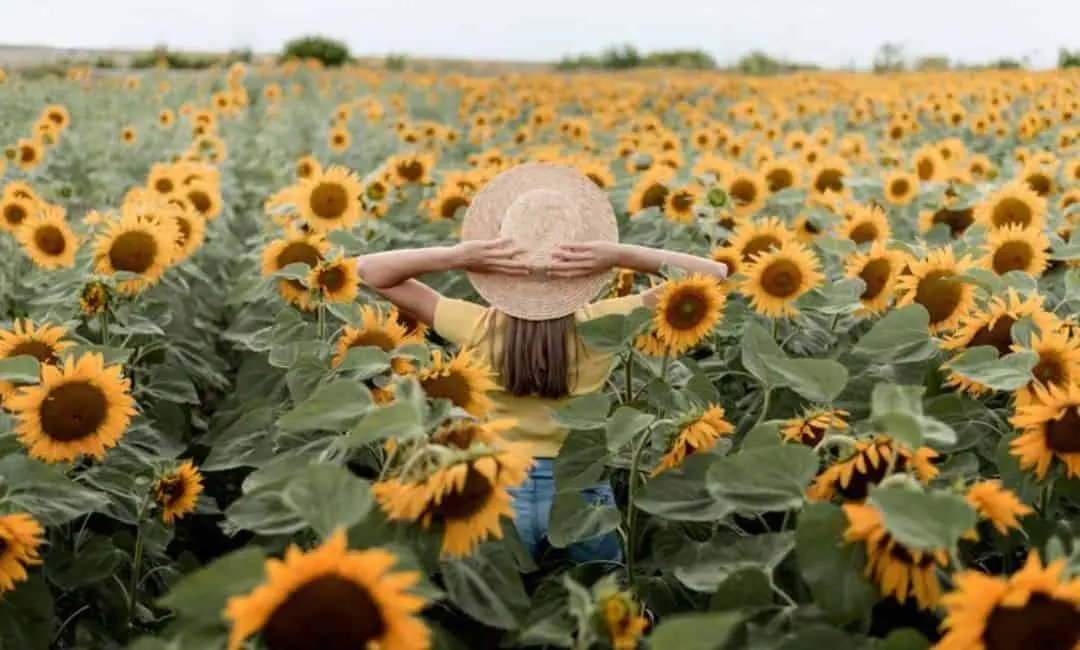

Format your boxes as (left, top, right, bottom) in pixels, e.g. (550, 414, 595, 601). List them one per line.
(434, 294, 647, 458)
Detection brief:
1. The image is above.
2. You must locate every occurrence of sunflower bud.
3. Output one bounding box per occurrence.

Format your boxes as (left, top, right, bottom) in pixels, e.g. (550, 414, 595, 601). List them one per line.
(706, 186, 729, 208)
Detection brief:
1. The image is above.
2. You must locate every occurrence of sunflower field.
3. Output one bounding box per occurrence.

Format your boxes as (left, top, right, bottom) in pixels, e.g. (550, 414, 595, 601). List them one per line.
(1, 59, 1080, 650)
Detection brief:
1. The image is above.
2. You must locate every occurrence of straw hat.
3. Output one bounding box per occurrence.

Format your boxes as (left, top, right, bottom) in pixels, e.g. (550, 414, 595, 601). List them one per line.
(461, 163, 618, 321)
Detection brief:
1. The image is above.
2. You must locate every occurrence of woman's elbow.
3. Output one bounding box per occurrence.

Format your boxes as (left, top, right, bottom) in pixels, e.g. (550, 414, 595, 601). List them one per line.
(354, 258, 388, 289)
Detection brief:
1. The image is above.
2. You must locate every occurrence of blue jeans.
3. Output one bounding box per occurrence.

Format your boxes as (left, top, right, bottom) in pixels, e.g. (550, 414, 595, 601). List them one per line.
(508, 458, 623, 565)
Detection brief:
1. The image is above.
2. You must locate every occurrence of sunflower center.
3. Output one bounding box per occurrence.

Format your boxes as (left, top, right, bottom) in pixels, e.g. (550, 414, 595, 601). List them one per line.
(932, 208, 974, 237)
(1044, 407, 1080, 454)
(108, 231, 159, 274)
(317, 266, 347, 292)
(849, 222, 880, 245)
(886, 539, 935, 567)
(434, 465, 496, 520)
(914, 271, 963, 326)
(991, 197, 1034, 229)
(916, 158, 936, 181)
(439, 196, 470, 220)
(39, 381, 108, 442)
(641, 184, 669, 210)
(260, 573, 387, 650)
(890, 178, 910, 197)
(154, 178, 175, 194)
(663, 288, 711, 332)
(729, 179, 757, 206)
(366, 183, 387, 202)
(398, 161, 424, 182)
(309, 183, 349, 220)
(298, 162, 314, 178)
(992, 241, 1035, 275)
(1026, 174, 1052, 197)
(347, 330, 398, 353)
(19, 145, 36, 164)
(859, 258, 892, 301)
(420, 370, 473, 411)
(741, 235, 781, 262)
(969, 317, 1016, 357)
(982, 593, 1080, 650)
(8, 340, 58, 366)
(1032, 352, 1067, 388)
(837, 446, 909, 501)
(813, 169, 844, 194)
(187, 190, 212, 215)
(3, 203, 28, 227)
(155, 476, 186, 506)
(276, 242, 322, 291)
(29, 224, 66, 257)
(671, 191, 695, 212)
(433, 423, 483, 449)
(760, 259, 804, 299)
(767, 168, 794, 191)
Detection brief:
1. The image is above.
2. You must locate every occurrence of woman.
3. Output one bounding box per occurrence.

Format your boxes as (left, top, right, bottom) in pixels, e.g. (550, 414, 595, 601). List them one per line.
(355, 164, 727, 564)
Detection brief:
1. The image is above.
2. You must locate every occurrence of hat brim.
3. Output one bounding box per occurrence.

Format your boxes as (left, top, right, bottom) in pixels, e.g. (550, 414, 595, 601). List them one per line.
(461, 163, 618, 321)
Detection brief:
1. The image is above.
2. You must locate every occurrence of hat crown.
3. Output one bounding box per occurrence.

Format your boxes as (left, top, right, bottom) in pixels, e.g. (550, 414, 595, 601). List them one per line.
(500, 189, 582, 266)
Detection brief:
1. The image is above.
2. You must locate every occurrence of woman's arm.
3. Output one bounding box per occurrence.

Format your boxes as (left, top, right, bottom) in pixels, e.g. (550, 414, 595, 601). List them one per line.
(550, 242, 728, 280)
(354, 239, 527, 326)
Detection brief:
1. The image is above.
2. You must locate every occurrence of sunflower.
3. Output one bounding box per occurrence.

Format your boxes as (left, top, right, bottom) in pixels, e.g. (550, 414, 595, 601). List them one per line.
(0, 513, 43, 593)
(42, 104, 70, 130)
(224, 529, 430, 650)
(843, 502, 948, 609)
(290, 166, 363, 233)
(844, 242, 905, 315)
(975, 182, 1048, 232)
(328, 126, 351, 152)
(692, 153, 733, 183)
(740, 241, 824, 318)
(652, 405, 734, 475)
(781, 407, 849, 446)
(388, 152, 436, 186)
(727, 216, 795, 263)
(840, 203, 892, 246)
(169, 203, 206, 262)
(981, 224, 1049, 277)
(882, 170, 919, 206)
(0, 320, 74, 403)
(1060, 188, 1080, 218)
(184, 182, 223, 222)
(296, 155, 322, 180)
(120, 127, 137, 145)
(709, 246, 740, 279)
(761, 158, 801, 192)
(392, 307, 429, 342)
(576, 159, 616, 189)
(0, 195, 37, 234)
(663, 184, 702, 224)
(157, 109, 175, 128)
(936, 552, 1080, 650)
(147, 163, 180, 197)
(260, 230, 329, 311)
(895, 247, 976, 333)
(792, 213, 830, 243)
(153, 461, 204, 525)
(597, 589, 649, 650)
(308, 255, 359, 304)
(79, 282, 110, 316)
(428, 187, 471, 221)
(14, 204, 78, 269)
(911, 145, 945, 182)
(332, 305, 415, 371)
(808, 157, 851, 203)
(653, 275, 726, 354)
(418, 349, 499, 418)
(1011, 330, 1080, 408)
(725, 168, 767, 216)
(1019, 162, 1057, 198)
(963, 479, 1032, 538)
(808, 436, 939, 502)
(14, 138, 43, 171)
(918, 202, 975, 237)
(94, 209, 179, 295)
(5, 352, 136, 463)
(627, 170, 673, 215)
(373, 441, 533, 557)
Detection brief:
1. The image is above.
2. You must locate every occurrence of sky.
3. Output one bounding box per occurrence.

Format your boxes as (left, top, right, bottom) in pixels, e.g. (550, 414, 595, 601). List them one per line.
(4, 0, 1079, 69)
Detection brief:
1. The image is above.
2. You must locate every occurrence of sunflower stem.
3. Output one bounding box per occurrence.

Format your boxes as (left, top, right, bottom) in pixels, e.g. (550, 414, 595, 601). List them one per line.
(317, 302, 326, 340)
(752, 387, 772, 430)
(100, 310, 110, 346)
(625, 425, 655, 593)
(127, 493, 152, 630)
(623, 349, 634, 404)
(659, 351, 671, 384)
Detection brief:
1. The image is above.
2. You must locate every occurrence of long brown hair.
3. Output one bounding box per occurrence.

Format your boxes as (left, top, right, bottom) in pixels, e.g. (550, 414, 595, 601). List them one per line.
(499, 315, 577, 399)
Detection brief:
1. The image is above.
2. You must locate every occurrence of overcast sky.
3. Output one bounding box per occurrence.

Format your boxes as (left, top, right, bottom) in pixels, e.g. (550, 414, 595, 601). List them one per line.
(5, 0, 1078, 69)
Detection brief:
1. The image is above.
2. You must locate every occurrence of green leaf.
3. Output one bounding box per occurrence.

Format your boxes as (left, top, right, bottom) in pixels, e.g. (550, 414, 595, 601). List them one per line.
(346, 399, 425, 448)
(0, 455, 109, 526)
(224, 485, 307, 536)
(547, 490, 620, 548)
(882, 629, 932, 650)
(740, 422, 784, 449)
(277, 379, 373, 432)
(553, 393, 611, 430)
(282, 464, 374, 538)
(158, 547, 267, 621)
(275, 262, 314, 281)
(868, 483, 977, 552)
(761, 356, 849, 402)
(201, 405, 276, 472)
(795, 502, 877, 623)
(741, 321, 788, 386)
(605, 406, 655, 452)
(554, 429, 608, 490)
(708, 567, 773, 611)
(441, 543, 530, 630)
(0, 356, 40, 384)
(637, 454, 734, 521)
(577, 308, 654, 352)
(947, 347, 1037, 391)
(146, 366, 200, 404)
(646, 612, 743, 650)
(0, 577, 54, 650)
(1066, 268, 1080, 302)
(706, 445, 817, 513)
(870, 384, 927, 449)
(674, 532, 794, 593)
(853, 305, 936, 363)
(47, 536, 126, 589)
(335, 346, 393, 380)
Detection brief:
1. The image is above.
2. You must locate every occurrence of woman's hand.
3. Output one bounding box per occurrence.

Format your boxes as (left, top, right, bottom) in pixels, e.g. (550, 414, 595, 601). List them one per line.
(452, 238, 530, 275)
(548, 241, 621, 278)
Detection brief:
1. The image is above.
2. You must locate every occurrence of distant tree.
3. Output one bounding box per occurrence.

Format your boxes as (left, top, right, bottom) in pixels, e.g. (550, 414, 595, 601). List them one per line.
(385, 53, 408, 71)
(872, 42, 906, 73)
(914, 55, 950, 71)
(282, 35, 350, 67)
(1060, 48, 1080, 68)
(599, 44, 641, 70)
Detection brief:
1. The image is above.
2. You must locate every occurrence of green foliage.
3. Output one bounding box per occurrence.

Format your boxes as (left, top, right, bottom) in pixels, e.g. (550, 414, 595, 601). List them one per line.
(282, 35, 351, 66)
(131, 45, 220, 70)
(556, 44, 716, 71)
